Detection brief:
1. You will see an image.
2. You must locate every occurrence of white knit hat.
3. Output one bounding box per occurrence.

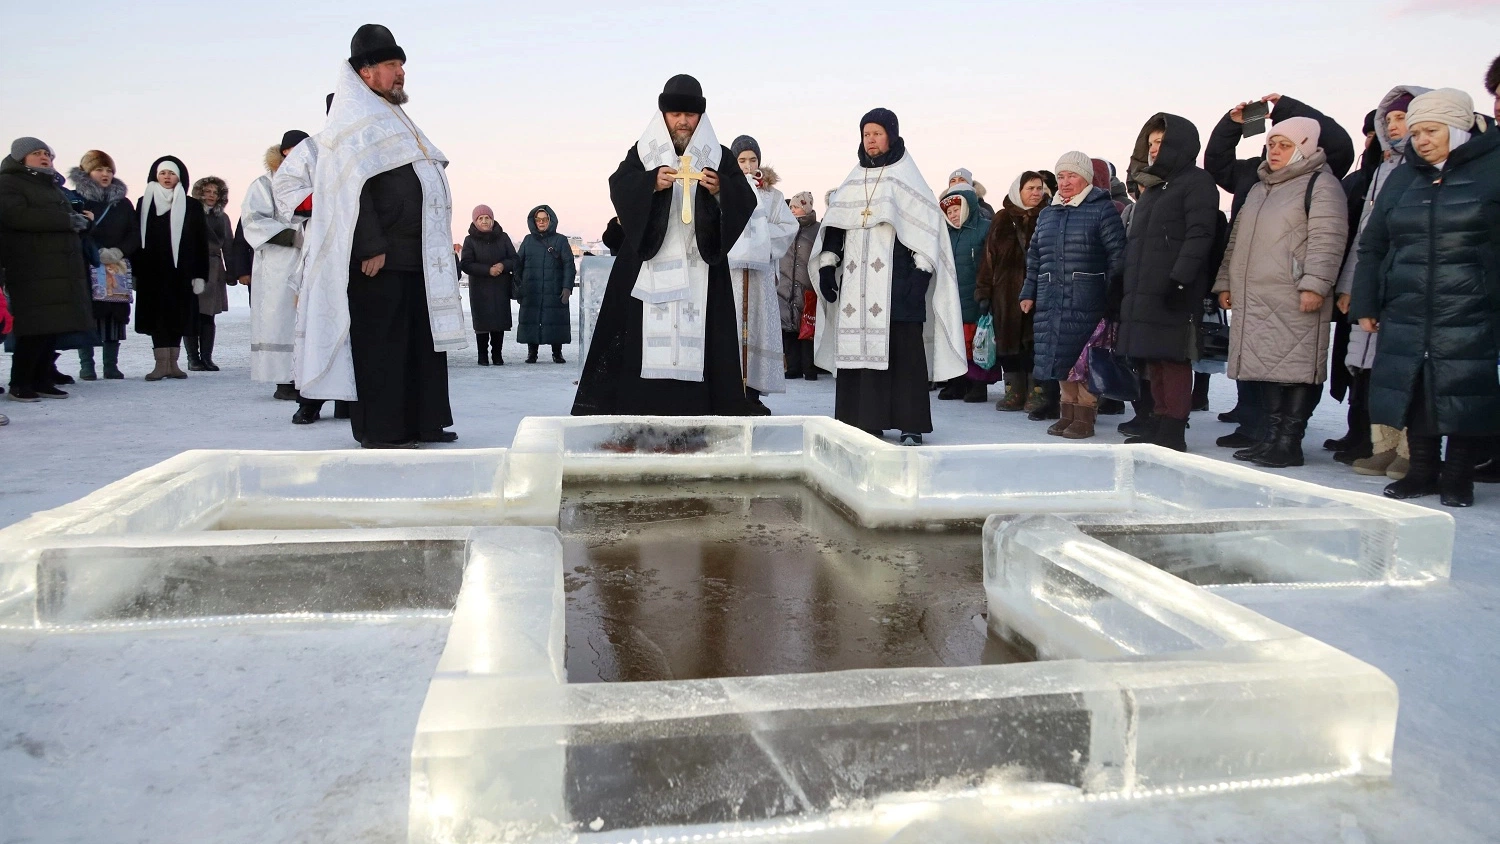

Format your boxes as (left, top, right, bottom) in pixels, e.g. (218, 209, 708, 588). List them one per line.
(1268, 116, 1322, 160)
(1406, 88, 1476, 132)
(1054, 151, 1093, 182)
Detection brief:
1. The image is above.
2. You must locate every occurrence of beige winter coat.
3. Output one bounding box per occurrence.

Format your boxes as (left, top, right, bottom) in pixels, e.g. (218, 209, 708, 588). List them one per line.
(1212, 151, 1348, 384)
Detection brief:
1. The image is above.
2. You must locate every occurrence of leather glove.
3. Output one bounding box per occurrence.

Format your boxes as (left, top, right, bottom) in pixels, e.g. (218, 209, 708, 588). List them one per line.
(192, 278, 206, 295)
(267, 229, 297, 248)
(97, 248, 123, 265)
(978, 298, 992, 316)
(819, 266, 839, 303)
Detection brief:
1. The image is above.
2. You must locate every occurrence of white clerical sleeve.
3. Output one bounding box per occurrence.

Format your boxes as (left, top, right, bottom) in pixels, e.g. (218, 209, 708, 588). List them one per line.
(240, 176, 293, 251)
(272, 142, 316, 220)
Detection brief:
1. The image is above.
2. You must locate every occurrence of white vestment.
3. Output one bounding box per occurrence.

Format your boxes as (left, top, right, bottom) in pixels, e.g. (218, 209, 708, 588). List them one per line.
(242, 170, 305, 383)
(290, 61, 466, 401)
(631, 114, 721, 382)
(727, 178, 799, 394)
(811, 151, 966, 381)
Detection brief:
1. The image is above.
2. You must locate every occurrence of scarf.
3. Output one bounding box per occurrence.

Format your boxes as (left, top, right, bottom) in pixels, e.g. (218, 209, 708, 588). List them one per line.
(1053, 188, 1089, 208)
(140, 181, 186, 267)
(1005, 174, 1050, 209)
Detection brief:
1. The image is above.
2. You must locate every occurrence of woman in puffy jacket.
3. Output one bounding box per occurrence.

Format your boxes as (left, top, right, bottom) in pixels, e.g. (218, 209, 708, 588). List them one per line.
(1019, 151, 1127, 440)
(1352, 89, 1500, 508)
(1212, 117, 1348, 469)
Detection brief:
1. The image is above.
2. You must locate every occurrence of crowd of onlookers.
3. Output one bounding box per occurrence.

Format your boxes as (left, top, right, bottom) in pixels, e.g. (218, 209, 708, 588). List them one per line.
(4, 56, 1500, 507)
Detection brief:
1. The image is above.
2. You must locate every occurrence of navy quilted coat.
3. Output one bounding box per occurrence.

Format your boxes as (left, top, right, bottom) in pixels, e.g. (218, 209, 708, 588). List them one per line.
(1350, 124, 1500, 436)
(1020, 187, 1128, 380)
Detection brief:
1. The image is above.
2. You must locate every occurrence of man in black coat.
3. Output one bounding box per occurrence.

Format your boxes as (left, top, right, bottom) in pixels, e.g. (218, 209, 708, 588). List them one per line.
(571, 75, 756, 418)
(1115, 114, 1220, 451)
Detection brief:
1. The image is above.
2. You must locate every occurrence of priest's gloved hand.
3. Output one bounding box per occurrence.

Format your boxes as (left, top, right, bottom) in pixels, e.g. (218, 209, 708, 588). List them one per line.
(191, 278, 206, 295)
(978, 298, 992, 316)
(819, 267, 839, 303)
(267, 229, 297, 248)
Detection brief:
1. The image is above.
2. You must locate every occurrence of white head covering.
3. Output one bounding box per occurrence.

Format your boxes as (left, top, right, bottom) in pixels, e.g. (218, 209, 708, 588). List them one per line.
(1406, 88, 1476, 132)
(1006, 173, 1048, 210)
(140, 165, 188, 266)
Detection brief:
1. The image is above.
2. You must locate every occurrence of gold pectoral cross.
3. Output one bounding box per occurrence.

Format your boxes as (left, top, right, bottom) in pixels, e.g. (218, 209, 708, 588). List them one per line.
(675, 153, 704, 225)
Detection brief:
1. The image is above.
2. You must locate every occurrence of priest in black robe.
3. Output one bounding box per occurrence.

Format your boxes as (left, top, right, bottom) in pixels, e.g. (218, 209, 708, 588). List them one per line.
(572, 75, 756, 416)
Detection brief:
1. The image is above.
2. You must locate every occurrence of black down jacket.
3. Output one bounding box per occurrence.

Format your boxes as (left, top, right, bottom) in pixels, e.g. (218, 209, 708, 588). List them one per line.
(1351, 122, 1500, 436)
(1116, 113, 1221, 361)
(513, 204, 576, 346)
(0, 156, 92, 337)
(1020, 187, 1128, 380)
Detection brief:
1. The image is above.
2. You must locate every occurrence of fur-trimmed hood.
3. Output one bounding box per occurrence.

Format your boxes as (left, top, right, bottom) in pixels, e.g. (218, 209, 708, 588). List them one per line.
(67, 167, 129, 204)
(264, 145, 286, 174)
(191, 176, 229, 210)
(758, 165, 780, 189)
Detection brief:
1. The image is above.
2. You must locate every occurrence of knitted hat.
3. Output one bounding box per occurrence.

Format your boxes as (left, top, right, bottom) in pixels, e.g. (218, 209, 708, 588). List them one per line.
(472, 204, 494, 222)
(940, 194, 964, 212)
(860, 107, 899, 140)
(1388, 92, 1415, 115)
(1362, 109, 1378, 135)
(349, 24, 405, 69)
(949, 167, 973, 184)
(790, 191, 814, 214)
(9, 137, 51, 162)
(279, 130, 309, 154)
(658, 74, 706, 114)
(1268, 116, 1321, 159)
(1406, 88, 1476, 132)
(1054, 151, 1093, 182)
(80, 149, 115, 173)
(730, 135, 760, 161)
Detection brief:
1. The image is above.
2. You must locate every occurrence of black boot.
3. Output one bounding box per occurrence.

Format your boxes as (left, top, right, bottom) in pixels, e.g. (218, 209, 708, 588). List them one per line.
(1234, 383, 1284, 462)
(1144, 416, 1188, 452)
(1385, 435, 1442, 500)
(1124, 416, 1162, 445)
(477, 333, 490, 366)
(1253, 384, 1317, 468)
(491, 332, 504, 365)
(937, 376, 966, 400)
(273, 383, 298, 401)
(552, 343, 566, 364)
(1440, 436, 1478, 508)
(1119, 388, 1156, 436)
(1097, 398, 1126, 416)
(185, 334, 206, 371)
(526, 344, 538, 363)
(1327, 369, 1371, 458)
(1191, 372, 1211, 412)
(292, 399, 323, 425)
(200, 322, 219, 371)
(962, 378, 987, 403)
(333, 401, 351, 420)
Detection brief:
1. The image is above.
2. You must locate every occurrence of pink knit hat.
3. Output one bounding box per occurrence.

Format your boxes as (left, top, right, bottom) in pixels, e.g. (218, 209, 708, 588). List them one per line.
(1269, 116, 1321, 159)
(472, 204, 494, 223)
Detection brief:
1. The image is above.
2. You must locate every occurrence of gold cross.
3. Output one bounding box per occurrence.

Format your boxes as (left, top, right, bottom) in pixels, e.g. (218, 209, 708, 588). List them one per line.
(860, 207, 874, 226)
(674, 153, 704, 225)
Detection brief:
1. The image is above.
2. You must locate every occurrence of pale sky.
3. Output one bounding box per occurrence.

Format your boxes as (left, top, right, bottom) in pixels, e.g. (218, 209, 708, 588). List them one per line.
(4, 0, 1497, 245)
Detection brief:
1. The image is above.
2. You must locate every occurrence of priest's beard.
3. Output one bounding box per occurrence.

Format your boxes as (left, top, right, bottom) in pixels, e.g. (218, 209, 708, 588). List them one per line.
(380, 84, 409, 105)
(671, 129, 692, 155)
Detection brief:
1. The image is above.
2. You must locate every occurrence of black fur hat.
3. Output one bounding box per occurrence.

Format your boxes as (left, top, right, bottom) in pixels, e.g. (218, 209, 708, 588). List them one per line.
(659, 74, 706, 114)
(349, 24, 405, 70)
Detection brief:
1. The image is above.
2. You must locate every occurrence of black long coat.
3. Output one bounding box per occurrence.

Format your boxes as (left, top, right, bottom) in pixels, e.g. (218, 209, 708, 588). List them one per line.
(460, 223, 518, 333)
(133, 156, 209, 339)
(1351, 124, 1500, 436)
(1115, 114, 1221, 361)
(0, 157, 92, 337)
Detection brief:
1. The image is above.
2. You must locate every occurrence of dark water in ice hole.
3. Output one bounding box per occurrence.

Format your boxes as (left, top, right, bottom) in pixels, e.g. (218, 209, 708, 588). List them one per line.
(561, 480, 1031, 683)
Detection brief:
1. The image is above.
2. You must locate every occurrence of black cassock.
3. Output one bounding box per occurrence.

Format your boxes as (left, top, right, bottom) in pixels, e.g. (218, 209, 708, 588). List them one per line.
(572, 145, 756, 416)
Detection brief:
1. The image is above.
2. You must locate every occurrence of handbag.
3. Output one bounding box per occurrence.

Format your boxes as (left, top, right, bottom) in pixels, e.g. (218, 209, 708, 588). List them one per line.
(1085, 324, 1140, 401)
(1199, 299, 1230, 362)
(971, 314, 997, 370)
(92, 260, 134, 303)
(798, 288, 817, 341)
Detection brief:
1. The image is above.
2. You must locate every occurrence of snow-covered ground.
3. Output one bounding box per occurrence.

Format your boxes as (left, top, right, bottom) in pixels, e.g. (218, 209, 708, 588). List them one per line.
(2, 286, 1497, 843)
